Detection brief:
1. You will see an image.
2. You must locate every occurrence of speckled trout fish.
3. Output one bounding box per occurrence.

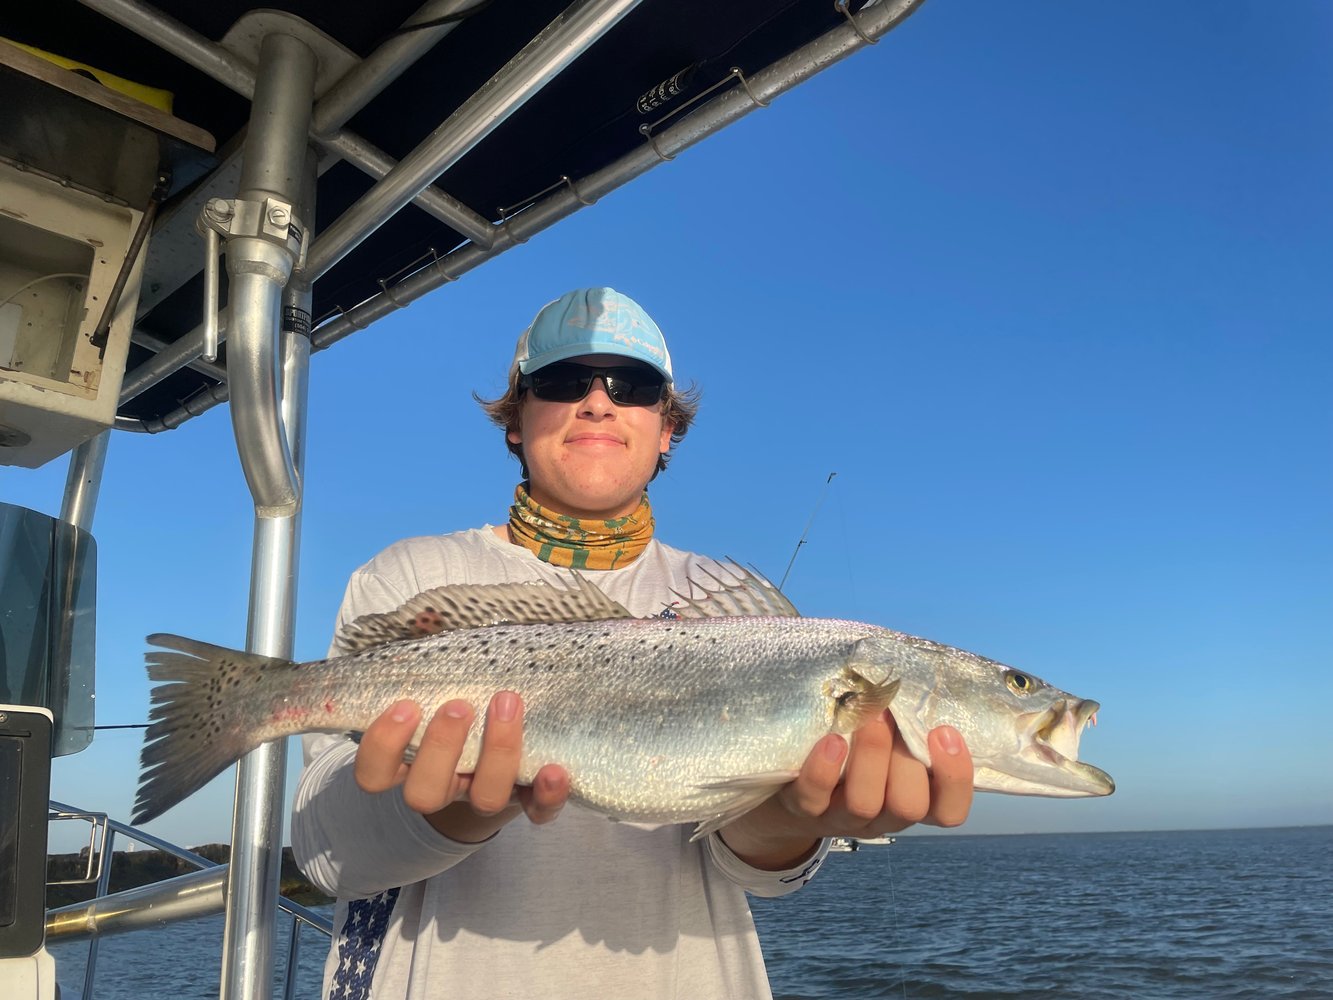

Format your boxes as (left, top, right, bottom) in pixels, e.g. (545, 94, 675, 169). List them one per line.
(134, 567, 1113, 832)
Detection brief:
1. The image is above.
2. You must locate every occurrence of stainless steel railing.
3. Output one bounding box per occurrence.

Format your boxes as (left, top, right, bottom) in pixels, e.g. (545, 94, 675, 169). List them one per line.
(47, 801, 332, 1000)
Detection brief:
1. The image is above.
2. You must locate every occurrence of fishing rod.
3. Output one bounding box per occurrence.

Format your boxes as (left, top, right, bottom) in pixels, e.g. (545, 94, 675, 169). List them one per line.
(779, 472, 837, 591)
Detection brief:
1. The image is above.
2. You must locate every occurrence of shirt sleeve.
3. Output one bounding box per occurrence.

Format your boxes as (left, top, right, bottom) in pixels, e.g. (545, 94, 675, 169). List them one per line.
(702, 832, 831, 898)
(290, 566, 486, 899)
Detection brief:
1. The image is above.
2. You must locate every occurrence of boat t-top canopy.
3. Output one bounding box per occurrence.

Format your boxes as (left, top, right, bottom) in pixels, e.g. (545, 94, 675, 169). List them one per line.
(3, 0, 921, 438)
(0, 2, 922, 998)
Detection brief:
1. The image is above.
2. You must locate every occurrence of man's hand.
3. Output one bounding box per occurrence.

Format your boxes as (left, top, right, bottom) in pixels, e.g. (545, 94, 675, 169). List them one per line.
(718, 712, 973, 870)
(354, 692, 571, 844)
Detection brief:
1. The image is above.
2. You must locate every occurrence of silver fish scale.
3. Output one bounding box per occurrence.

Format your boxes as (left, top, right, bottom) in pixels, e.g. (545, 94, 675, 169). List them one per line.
(267, 614, 880, 823)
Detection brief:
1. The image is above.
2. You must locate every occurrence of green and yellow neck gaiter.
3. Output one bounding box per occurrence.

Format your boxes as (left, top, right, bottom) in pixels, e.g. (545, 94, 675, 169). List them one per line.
(508, 484, 654, 570)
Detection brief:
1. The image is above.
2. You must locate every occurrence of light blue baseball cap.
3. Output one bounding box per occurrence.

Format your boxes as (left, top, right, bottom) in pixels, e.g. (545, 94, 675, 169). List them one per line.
(512, 287, 673, 382)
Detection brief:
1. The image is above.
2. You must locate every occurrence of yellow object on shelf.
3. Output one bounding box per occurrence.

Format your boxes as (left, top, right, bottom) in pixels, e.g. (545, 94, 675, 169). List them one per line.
(1, 37, 173, 112)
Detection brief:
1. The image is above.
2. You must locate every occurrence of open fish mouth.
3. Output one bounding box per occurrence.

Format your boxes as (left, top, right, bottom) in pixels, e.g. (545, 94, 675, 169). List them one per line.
(1023, 698, 1115, 796)
(1033, 698, 1097, 763)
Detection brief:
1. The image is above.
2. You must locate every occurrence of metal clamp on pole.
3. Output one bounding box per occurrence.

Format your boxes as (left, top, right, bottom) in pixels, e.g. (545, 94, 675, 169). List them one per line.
(835, 0, 879, 45)
(197, 198, 232, 362)
(197, 196, 306, 366)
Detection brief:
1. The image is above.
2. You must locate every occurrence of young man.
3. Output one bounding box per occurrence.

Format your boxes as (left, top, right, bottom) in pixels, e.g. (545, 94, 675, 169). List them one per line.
(292, 287, 974, 1000)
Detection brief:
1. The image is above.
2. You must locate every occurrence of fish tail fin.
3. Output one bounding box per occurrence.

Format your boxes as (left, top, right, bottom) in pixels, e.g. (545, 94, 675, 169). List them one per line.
(134, 633, 292, 825)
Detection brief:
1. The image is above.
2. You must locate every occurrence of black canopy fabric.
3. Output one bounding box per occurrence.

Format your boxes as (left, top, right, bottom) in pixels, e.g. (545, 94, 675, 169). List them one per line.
(3, 0, 878, 424)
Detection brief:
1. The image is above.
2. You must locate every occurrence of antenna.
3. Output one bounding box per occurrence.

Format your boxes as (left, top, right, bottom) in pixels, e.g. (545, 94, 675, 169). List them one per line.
(779, 472, 837, 590)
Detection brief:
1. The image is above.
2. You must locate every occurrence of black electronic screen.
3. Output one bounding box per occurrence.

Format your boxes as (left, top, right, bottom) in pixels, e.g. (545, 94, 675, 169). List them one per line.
(0, 737, 21, 928)
(0, 709, 51, 958)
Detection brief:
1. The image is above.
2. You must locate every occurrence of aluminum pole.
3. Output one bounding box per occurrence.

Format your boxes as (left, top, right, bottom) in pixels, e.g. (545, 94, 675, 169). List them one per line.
(224, 265, 311, 1000)
(59, 432, 110, 529)
(305, 0, 645, 281)
(226, 33, 315, 515)
(52, 433, 108, 766)
(47, 865, 333, 944)
(220, 36, 315, 1000)
(118, 315, 227, 406)
(316, 128, 493, 246)
(48, 867, 228, 942)
(311, 0, 486, 136)
(76, 819, 114, 1000)
(77, 0, 256, 97)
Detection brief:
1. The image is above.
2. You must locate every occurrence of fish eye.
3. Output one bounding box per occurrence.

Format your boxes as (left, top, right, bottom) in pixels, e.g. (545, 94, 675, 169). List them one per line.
(1005, 670, 1033, 695)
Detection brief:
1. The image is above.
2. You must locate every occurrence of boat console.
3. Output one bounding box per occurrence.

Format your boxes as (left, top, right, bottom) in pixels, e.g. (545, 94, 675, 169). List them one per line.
(0, 503, 97, 998)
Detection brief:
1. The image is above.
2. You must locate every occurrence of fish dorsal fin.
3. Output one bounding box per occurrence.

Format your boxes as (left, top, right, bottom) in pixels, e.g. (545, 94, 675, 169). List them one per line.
(337, 576, 633, 652)
(669, 561, 800, 619)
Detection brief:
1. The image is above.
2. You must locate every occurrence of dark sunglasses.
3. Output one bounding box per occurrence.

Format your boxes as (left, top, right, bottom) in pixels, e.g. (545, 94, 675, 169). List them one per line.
(520, 362, 666, 407)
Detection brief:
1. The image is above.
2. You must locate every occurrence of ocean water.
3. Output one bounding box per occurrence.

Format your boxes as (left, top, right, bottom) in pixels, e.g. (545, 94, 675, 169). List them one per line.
(46, 827, 1332, 999)
(751, 826, 1333, 999)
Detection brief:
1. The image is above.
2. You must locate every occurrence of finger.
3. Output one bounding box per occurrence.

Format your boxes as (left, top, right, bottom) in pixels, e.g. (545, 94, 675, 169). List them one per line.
(401, 700, 475, 814)
(354, 700, 421, 793)
(882, 714, 931, 828)
(519, 764, 570, 825)
(843, 711, 893, 820)
(779, 734, 847, 818)
(469, 691, 525, 815)
(924, 725, 973, 827)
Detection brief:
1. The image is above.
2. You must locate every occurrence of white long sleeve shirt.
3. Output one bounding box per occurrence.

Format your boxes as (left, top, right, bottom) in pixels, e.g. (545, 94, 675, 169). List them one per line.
(291, 527, 828, 1000)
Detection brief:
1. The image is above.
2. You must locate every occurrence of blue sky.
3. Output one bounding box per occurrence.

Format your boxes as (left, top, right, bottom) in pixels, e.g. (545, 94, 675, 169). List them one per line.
(7, 0, 1331, 852)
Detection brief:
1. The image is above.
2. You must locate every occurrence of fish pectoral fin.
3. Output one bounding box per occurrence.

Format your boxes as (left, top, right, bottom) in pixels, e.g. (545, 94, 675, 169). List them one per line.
(337, 577, 633, 651)
(689, 795, 773, 842)
(831, 666, 901, 736)
(694, 769, 802, 792)
(687, 770, 801, 842)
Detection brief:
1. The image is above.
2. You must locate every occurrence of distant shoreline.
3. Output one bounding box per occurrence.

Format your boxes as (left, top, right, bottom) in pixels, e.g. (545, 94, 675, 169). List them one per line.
(45, 824, 1331, 909)
(46, 844, 332, 909)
